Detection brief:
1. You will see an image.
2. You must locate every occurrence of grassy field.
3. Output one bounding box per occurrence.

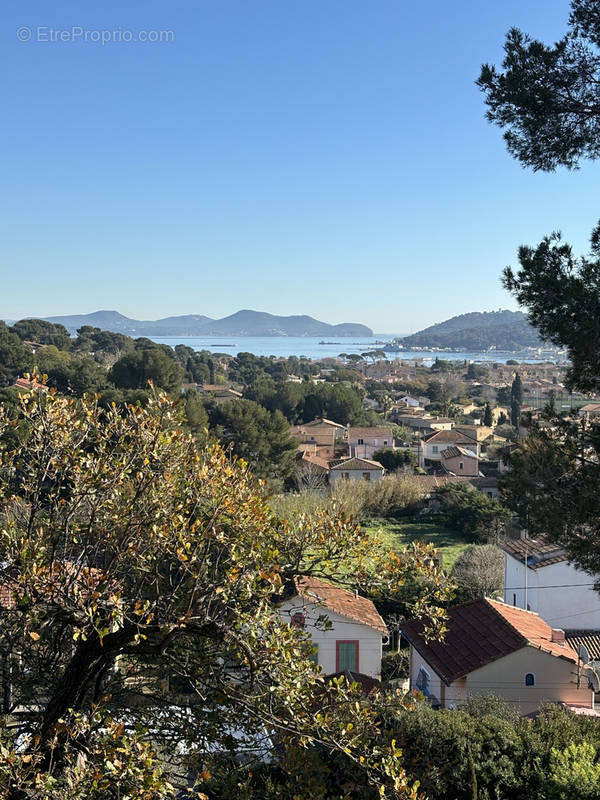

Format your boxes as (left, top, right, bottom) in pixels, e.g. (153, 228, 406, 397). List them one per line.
(363, 519, 469, 570)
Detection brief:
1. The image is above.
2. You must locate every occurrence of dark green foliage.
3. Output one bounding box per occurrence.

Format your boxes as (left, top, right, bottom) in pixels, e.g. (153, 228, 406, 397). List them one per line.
(477, 1, 600, 170)
(73, 326, 134, 365)
(372, 447, 416, 472)
(0, 323, 34, 386)
(108, 347, 183, 394)
(433, 483, 511, 543)
(483, 402, 493, 427)
(173, 344, 214, 384)
(510, 397, 520, 427)
(466, 363, 489, 381)
(511, 372, 523, 405)
(11, 318, 71, 349)
(499, 418, 600, 576)
(206, 398, 297, 479)
(390, 703, 523, 800)
(504, 226, 600, 392)
(247, 377, 365, 425)
(401, 310, 543, 351)
(181, 390, 209, 441)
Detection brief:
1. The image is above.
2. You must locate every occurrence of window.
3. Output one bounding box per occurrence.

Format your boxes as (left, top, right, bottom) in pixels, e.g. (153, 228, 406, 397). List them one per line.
(357, 438, 364, 445)
(459, 461, 464, 471)
(291, 612, 305, 628)
(513, 593, 517, 607)
(525, 673, 535, 687)
(383, 440, 388, 446)
(308, 644, 319, 665)
(341, 472, 350, 480)
(362, 472, 371, 481)
(416, 667, 430, 695)
(432, 445, 438, 454)
(336, 641, 359, 672)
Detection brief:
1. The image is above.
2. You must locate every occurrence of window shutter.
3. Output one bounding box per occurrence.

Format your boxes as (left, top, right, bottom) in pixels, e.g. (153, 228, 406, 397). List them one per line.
(337, 641, 358, 672)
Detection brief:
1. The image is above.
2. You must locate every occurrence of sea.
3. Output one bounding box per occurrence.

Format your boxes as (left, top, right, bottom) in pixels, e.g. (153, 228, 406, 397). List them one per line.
(150, 336, 558, 364)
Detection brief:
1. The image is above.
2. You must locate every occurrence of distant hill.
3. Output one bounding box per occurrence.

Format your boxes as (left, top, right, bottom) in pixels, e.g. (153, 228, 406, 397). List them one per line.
(41, 309, 372, 337)
(400, 310, 545, 351)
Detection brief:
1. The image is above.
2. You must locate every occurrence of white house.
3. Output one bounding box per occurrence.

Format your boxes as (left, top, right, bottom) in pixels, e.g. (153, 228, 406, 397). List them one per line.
(348, 427, 394, 459)
(278, 577, 388, 678)
(329, 457, 384, 485)
(502, 538, 600, 631)
(419, 430, 479, 466)
(402, 597, 596, 716)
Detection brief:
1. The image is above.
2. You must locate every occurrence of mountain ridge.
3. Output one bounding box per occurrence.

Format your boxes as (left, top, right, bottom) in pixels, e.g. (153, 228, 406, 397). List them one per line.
(38, 309, 373, 337)
(400, 310, 546, 351)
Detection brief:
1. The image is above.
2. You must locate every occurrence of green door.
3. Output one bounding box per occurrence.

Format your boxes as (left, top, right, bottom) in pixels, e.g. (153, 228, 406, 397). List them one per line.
(337, 641, 358, 672)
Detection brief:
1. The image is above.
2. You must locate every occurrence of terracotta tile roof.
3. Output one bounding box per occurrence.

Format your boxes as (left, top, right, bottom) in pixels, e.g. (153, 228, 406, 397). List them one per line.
(422, 429, 477, 444)
(293, 576, 387, 634)
(501, 538, 567, 569)
(348, 427, 394, 439)
(303, 418, 346, 429)
(296, 452, 330, 471)
(12, 377, 48, 392)
(329, 457, 384, 471)
(402, 598, 577, 685)
(565, 631, 600, 661)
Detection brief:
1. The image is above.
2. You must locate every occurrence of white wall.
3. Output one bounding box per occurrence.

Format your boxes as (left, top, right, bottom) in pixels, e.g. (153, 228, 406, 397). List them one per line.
(421, 440, 479, 462)
(329, 468, 383, 485)
(504, 554, 600, 630)
(278, 597, 384, 678)
(409, 646, 443, 704)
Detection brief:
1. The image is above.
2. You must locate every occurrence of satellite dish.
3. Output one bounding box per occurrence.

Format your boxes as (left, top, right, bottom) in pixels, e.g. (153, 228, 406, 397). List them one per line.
(585, 668, 600, 692)
(579, 644, 591, 665)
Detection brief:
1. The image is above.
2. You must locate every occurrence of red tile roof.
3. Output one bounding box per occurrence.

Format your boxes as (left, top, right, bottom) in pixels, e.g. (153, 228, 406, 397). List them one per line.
(348, 426, 394, 439)
(293, 576, 387, 634)
(422, 430, 477, 444)
(402, 598, 577, 685)
(329, 457, 383, 471)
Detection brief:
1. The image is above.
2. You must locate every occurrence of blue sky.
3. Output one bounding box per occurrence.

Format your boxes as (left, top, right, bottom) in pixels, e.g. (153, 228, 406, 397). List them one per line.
(2, 1, 599, 333)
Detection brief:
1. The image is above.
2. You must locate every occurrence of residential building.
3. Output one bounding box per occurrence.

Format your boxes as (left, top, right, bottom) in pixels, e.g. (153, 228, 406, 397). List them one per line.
(348, 426, 394, 458)
(294, 451, 330, 488)
(454, 424, 495, 443)
(329, 457, 384, 485)
(579, 403, 600, 421)
(440, 445, 479, 477)
(278, 576, 388, 678)
(393, 415, 453, 434)
(502, 538, 600, 630)
(419, 430, 479, 466)
(197, 385, 243, 402)
(402, 597, 596, 716)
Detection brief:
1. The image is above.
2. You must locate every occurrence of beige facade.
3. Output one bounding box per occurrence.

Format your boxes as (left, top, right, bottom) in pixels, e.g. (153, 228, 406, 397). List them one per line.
(409, 644, 593, 715)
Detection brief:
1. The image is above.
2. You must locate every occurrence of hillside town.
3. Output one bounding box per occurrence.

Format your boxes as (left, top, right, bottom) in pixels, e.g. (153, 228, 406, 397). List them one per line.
(6, 0, 600, 797)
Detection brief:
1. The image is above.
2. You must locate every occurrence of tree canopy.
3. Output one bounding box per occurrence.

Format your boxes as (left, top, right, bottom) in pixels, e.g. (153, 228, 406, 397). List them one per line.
(0, 388, 449, 798)
(478, 0, 600, 170)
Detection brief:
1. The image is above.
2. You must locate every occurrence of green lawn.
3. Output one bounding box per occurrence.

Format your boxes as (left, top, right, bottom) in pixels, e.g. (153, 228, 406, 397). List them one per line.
(363, 519, 469, 570)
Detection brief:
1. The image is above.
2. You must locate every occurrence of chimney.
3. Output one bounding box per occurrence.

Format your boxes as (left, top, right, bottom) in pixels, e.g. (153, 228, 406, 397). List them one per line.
(551, 628, 566, 645)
